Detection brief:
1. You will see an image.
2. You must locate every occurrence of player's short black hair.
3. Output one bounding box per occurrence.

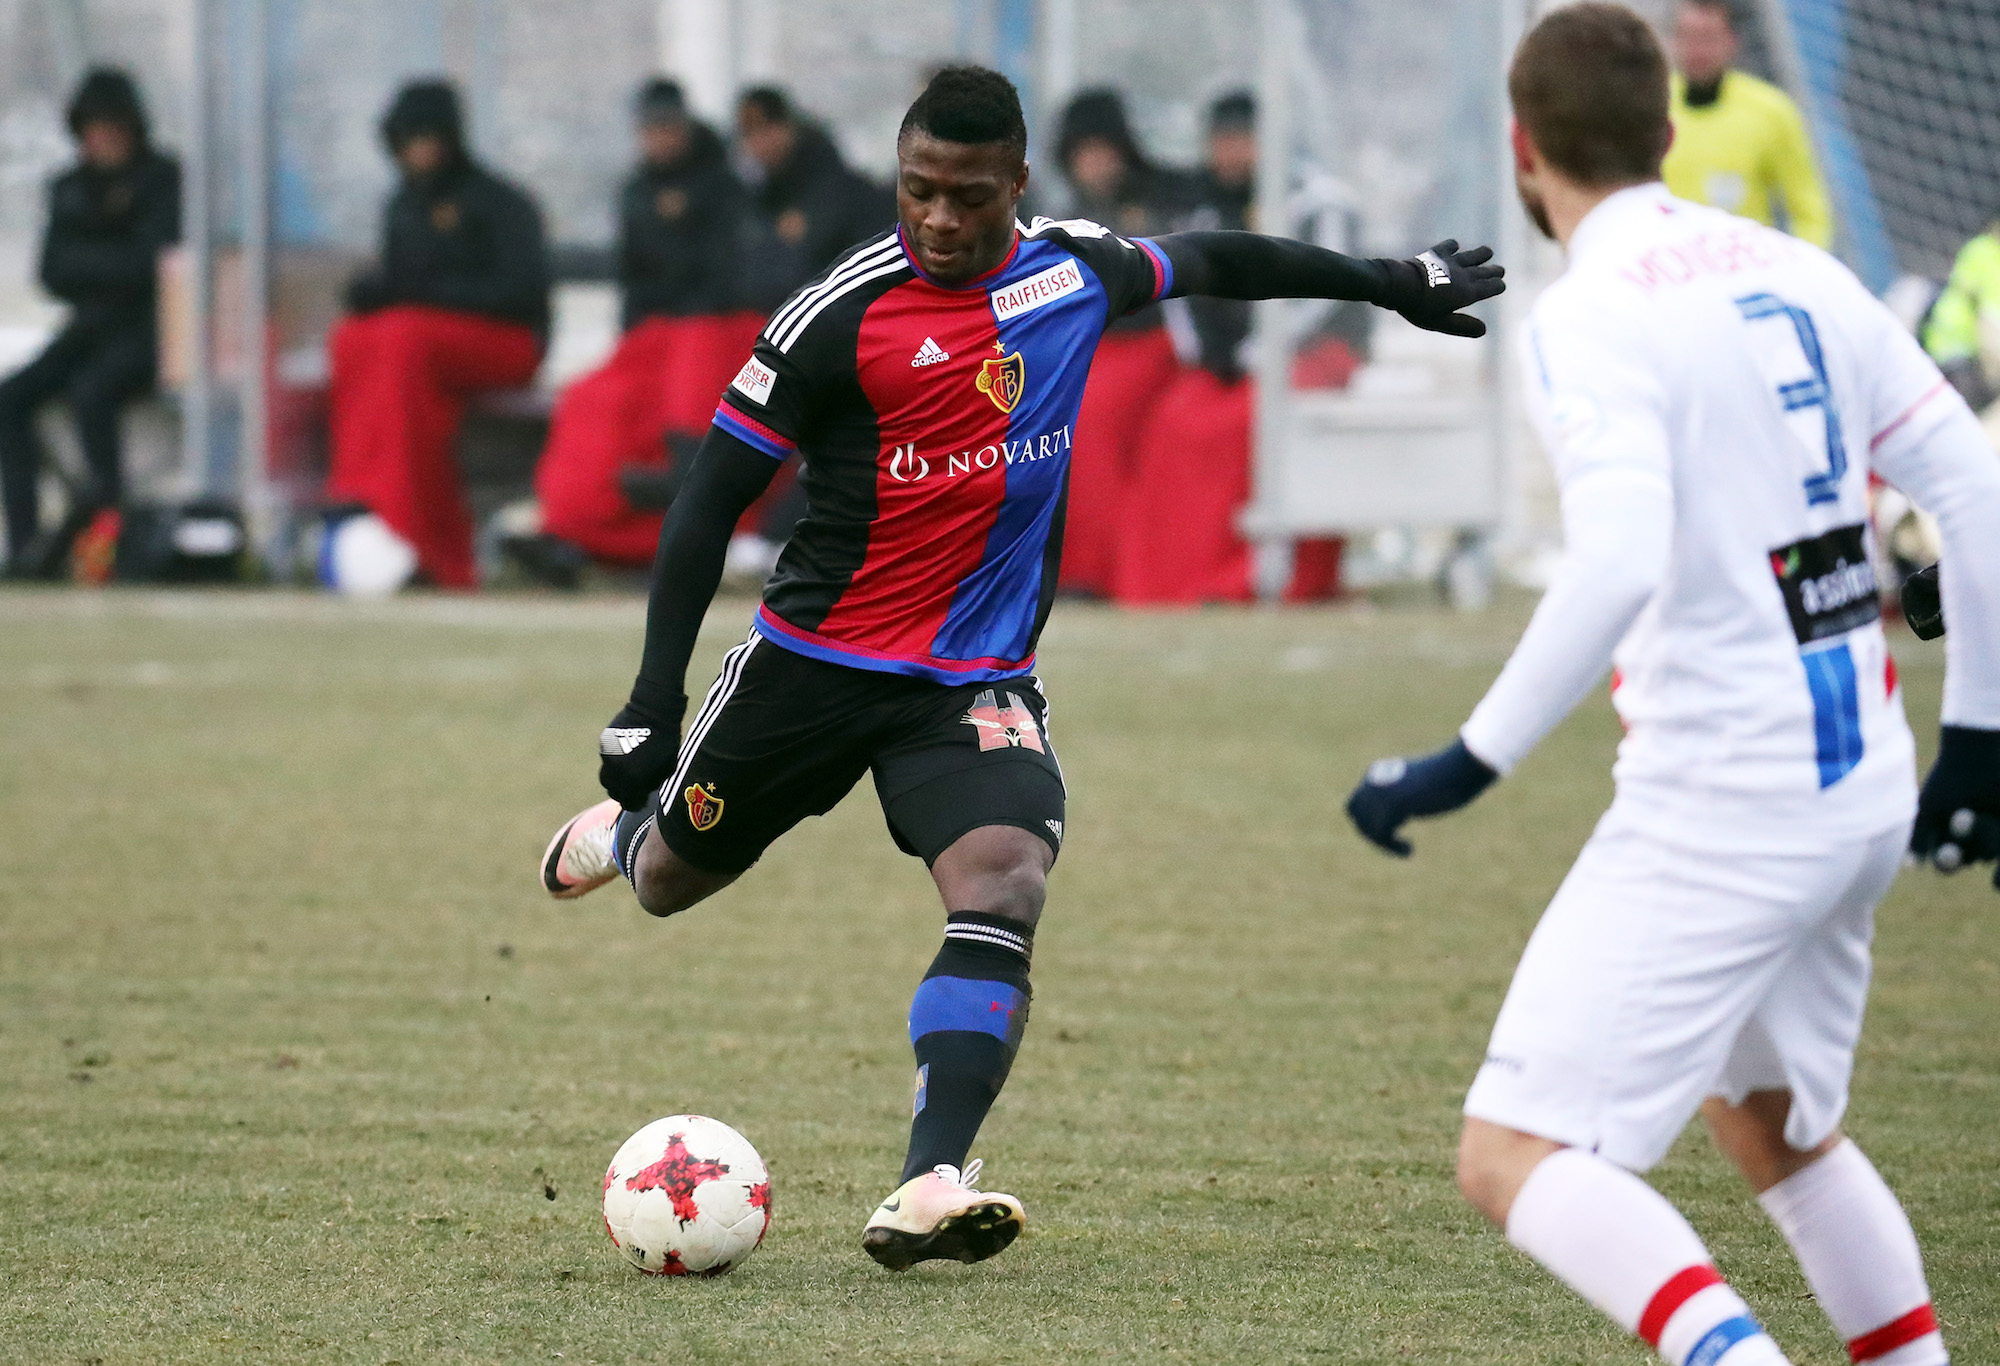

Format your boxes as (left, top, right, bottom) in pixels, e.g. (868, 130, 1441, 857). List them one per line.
(899, 65, 1027, 164)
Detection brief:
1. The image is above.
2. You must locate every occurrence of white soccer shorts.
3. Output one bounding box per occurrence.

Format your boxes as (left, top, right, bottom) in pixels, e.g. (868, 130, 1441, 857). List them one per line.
(1463, 798, 1909, 1172)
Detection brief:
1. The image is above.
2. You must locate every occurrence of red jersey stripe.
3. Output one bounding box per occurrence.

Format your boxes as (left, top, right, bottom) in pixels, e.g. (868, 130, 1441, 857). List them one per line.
(1869, 378, 1950, 452)
(1638, 1264, 1725, 1348)
(1848, 1303, 1938, 1362)
(1135, 237, 1172, 299)
(814, 275, 1015, 653)
(714, 405, 796, 456)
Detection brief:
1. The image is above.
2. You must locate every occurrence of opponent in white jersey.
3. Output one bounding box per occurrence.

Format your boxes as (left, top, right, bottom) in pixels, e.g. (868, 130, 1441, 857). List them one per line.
(1343, 9, 2000, 1366)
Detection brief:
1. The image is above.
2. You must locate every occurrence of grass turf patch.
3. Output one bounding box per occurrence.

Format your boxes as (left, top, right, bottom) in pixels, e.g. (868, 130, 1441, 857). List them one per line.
(0, 589, 1992, 1363)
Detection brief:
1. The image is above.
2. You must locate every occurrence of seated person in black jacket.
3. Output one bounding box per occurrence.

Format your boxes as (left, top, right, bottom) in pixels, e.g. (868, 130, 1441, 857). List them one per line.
(526, 78, 761, 577)
(0, 68, 179, 579)
(324, 79, 549, 591)
(735, 86, 896, 314)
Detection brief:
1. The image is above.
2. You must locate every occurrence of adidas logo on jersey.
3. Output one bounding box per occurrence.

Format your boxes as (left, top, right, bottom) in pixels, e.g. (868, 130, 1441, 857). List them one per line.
(911, 337, 951, 368)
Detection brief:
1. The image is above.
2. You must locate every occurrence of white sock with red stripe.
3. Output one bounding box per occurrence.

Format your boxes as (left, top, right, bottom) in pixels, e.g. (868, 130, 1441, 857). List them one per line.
(1757, 1140, 1947, 1365)
(1506, 1148, 1789, 1365)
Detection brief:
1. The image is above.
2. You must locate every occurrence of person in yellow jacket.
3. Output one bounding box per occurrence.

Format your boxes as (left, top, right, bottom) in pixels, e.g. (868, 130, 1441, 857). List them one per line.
(1662, 0, 1834, 248)
(1921, 227, 2000, 412)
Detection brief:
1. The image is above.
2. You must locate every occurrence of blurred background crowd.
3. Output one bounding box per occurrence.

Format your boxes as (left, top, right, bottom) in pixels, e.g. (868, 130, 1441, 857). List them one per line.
(0, 0, 1992, 602)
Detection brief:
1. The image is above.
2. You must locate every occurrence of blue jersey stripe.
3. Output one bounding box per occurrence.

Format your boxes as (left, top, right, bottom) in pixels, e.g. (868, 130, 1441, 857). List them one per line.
(931, 237, 1108, 663)
(1802, 641, 1864, 788)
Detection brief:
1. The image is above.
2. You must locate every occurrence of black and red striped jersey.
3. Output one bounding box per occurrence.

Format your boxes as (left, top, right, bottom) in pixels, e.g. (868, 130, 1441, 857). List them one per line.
(712, 217, 1173, 684)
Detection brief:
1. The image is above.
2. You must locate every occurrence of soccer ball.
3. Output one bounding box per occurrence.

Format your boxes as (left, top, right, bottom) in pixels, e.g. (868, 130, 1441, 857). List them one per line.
(601, 1115, 771, 1277)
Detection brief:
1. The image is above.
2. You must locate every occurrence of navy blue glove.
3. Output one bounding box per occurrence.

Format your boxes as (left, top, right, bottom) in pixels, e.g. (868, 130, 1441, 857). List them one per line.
(1345, 737, 1499, 857)
(1910, 725, 2000, 889)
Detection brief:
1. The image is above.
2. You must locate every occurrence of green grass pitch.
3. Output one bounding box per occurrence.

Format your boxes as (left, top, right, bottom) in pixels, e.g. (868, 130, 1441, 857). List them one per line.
(1, 589, 1993, 1364)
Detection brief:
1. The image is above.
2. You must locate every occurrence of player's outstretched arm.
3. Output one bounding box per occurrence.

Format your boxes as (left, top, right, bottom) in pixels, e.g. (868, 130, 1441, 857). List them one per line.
(599, 428, 781, 809)
(1153, 231, 1505, 338)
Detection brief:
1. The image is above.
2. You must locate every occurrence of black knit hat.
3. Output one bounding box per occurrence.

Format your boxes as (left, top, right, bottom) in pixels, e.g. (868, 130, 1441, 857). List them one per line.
(66, 68, 148, 144)
(1208, 90, 1255, 133)
(1055, 88, 1145, 172)
(635, 78, 688, 126)
(381, 79, 465, 154)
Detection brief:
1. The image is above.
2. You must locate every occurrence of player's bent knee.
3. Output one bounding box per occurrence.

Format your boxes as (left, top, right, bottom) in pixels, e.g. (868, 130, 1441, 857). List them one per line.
(1700, 1092, 1839, 1194)
(931, 825, 1052, 925)
(631, 831, 734, 918)
(1457, 1119, 1564, 1226)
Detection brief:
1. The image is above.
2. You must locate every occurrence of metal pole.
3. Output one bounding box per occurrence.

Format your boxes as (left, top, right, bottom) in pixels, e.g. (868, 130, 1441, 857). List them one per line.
(238, 0, 271, 559)
(1248, 0, 1296, 600)
(181, 0, 213, 499)
(1036, 0, 1077, 176)
(1493, 0, 1531, 564)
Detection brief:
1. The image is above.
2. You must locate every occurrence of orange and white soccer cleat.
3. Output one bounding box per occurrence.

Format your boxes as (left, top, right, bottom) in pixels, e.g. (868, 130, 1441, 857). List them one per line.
(861, 1159, 1025, 1270)
(540, 798, 623, 899)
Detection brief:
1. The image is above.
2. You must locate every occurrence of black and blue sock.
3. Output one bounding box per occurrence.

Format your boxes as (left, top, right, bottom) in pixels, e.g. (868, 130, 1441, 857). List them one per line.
(612, 801, 656, 889)
(900, 913, 1033, 1183)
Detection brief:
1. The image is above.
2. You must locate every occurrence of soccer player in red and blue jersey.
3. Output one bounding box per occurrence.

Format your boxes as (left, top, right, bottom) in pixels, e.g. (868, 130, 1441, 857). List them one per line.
(541, 65, 1503, 1270)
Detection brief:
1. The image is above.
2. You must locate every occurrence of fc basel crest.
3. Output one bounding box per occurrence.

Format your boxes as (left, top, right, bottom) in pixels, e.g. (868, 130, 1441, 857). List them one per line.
(684, 782, 724, 832)
(975, 346, 1026, 414)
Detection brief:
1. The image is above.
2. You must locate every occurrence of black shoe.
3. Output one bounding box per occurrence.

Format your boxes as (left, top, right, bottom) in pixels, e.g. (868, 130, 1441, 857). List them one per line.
(497, 532, 587, 591)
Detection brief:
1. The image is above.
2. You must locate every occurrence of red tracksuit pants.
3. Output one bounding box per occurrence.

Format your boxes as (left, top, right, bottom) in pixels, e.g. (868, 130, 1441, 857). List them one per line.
(1113, 368, 1343, 604)
(535, 313, 765, 565)
(1060, 327, 1179, 596)
(325, 305, 543, 589)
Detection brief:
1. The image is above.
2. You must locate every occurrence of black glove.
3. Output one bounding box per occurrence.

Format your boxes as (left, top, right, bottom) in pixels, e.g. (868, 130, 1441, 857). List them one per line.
(1902, 562, 1943, 641)
(1345, 737, 1499, 857)
(344, 271, 395, 314)
(1910, 725, 2000, 888)
(597, 681, 688, 811)
(1373, 240, 1506, 339)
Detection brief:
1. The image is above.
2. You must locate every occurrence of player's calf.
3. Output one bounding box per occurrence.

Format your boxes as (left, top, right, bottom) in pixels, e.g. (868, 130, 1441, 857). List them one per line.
(1462, 1120, 1792, 1365)
(1707, 1096, 1949, 1366)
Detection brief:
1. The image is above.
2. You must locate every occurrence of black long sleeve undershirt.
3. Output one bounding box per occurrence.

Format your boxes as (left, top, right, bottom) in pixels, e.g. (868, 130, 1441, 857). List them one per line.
(629, 428, 781, 717)
(1152, 230, 1401, 305)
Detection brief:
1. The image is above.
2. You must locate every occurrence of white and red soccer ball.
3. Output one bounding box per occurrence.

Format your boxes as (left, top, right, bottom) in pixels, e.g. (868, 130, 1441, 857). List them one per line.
(601, 1115, 771, 1277)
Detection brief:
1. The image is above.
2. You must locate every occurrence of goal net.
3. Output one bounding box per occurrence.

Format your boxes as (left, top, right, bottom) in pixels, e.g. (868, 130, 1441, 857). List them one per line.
(1768, 0, 2000, 289)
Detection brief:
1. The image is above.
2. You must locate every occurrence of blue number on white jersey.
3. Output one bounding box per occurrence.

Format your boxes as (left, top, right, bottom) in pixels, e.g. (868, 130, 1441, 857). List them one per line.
(1734, 292, 1849, 506)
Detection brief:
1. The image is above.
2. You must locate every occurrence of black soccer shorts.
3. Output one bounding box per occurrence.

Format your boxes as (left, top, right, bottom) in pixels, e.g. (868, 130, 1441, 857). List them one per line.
(645, 632, 1067, 876)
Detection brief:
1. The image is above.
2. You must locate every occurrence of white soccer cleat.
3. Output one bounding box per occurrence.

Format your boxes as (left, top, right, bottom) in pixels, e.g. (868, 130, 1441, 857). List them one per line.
(861, 1159, 1025, 1271)
(540, 798, 623, 899)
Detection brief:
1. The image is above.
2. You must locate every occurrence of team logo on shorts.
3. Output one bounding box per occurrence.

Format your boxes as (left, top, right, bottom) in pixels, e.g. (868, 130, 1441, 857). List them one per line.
(975, 344, 1026, 414)
(962, 689, 1044, 752)
(684, 782, 725, 832)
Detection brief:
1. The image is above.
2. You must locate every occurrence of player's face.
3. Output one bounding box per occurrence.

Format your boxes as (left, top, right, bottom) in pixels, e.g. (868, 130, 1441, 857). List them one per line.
(896, 131, 1029, 284)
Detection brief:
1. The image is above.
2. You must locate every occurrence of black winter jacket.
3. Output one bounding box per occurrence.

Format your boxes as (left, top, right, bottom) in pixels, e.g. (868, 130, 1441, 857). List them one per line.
(39, 149, 181, 332)
(364, 159, 551, 337)
(738, 126, 894, 314)
(1176, 170, 1256, 380)
(618, 122, 745, 328)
